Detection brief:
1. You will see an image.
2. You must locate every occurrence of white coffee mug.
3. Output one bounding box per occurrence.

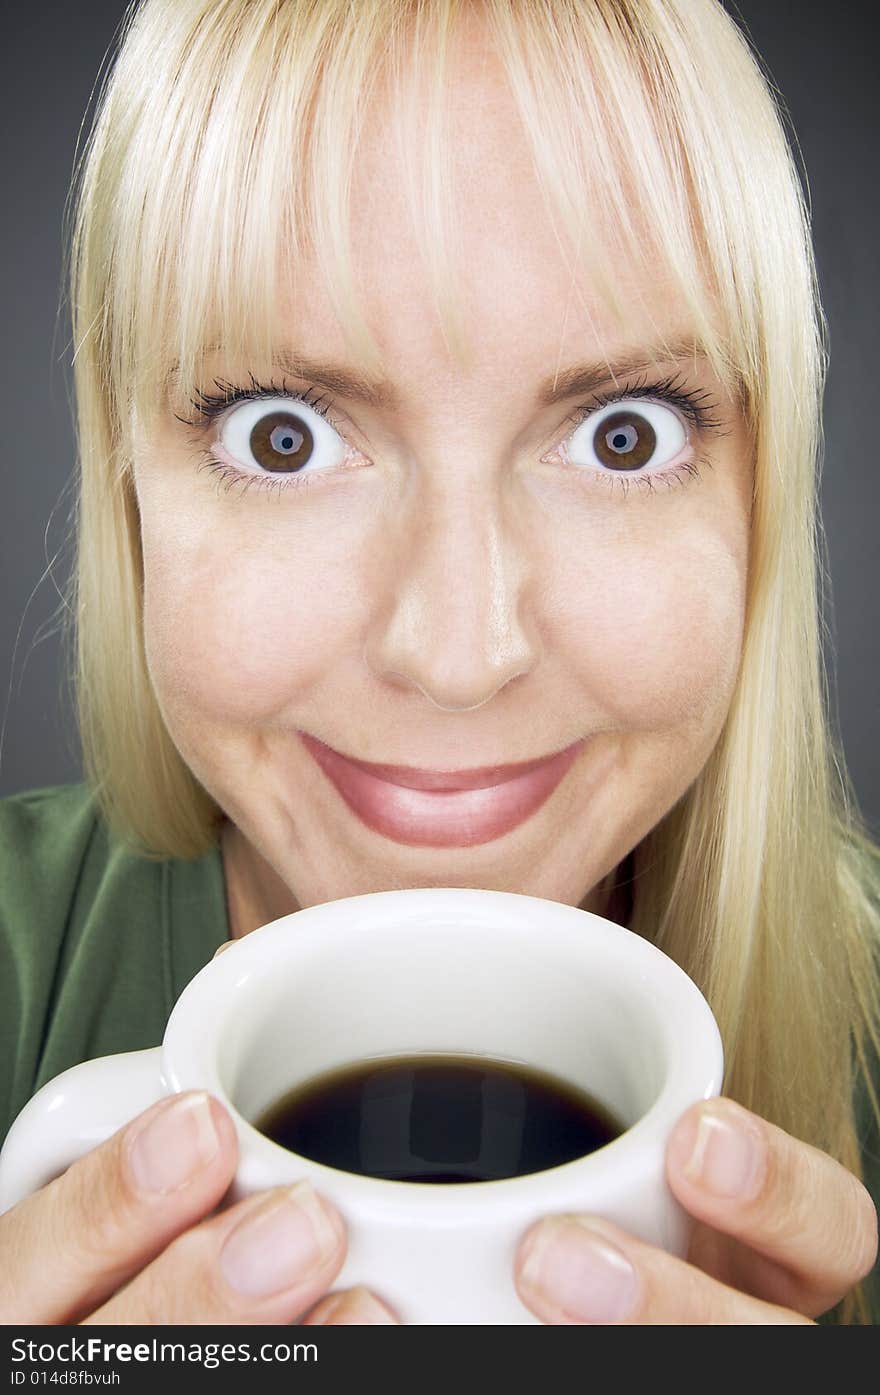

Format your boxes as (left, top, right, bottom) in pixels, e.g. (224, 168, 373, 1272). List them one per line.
(0, 887, 723, 1324)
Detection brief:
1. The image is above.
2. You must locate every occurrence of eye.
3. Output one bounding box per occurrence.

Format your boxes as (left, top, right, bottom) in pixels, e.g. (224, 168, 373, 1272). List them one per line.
(215, 395, 350, 477)
(565, 399, 688, 474)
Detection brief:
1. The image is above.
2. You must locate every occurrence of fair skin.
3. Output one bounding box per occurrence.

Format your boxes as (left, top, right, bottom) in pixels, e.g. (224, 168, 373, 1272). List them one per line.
(1, 17, 875, 1326)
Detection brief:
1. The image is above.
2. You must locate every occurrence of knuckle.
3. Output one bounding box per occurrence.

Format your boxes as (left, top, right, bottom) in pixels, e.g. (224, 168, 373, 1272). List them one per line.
(322, 1284, 397, 1324)
(127, 1227, 210, 1323)
(0, 1197, 48, 1319)
(674, 1253, 725, 1323)
(103, 1266, 169, 1326)
(631, 1246, 715, 1325)
(743, 1140, 807, 1243)
(56, 1134, 148, 1267)
(750, 1139, 879, 1285)
(90, 1222, 216, 1325)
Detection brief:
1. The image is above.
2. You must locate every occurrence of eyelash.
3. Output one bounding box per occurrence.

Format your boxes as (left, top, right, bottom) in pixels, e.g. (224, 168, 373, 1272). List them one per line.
(181, 370, 726, 501)
(179, 377, 339, 502)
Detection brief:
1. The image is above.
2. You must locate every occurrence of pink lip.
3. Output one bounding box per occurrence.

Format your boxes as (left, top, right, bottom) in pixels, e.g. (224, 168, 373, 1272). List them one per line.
(299, 732, 586, 847)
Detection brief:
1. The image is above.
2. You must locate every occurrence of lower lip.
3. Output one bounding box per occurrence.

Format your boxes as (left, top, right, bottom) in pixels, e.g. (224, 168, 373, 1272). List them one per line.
(299, 734, 586, 848)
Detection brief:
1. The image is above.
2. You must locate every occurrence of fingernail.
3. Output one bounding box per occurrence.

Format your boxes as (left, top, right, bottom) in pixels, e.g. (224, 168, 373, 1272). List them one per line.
(220, 1180, 339, 1297)
(212, 941, 234, 959)
(519, 1217, 638, 1323)
(682, 1103, 765, 1199)
(127, 1092, 220, 1196)
(311, 1286, 397, 1325)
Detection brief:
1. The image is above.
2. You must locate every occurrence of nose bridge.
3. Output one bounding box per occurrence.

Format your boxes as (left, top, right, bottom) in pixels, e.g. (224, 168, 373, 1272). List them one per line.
(367, 471, 540, 711)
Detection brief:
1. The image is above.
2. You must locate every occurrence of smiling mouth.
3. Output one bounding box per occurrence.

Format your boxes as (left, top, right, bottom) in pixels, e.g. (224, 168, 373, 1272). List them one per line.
(298, 732, 587, 848)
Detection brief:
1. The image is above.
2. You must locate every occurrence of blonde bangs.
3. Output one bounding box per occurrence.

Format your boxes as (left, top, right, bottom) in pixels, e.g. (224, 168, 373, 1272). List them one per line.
(72, 0, 819, 453)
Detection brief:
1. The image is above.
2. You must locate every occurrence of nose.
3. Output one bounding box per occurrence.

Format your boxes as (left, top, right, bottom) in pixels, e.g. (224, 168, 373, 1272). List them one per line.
(364, 477, 541, 712)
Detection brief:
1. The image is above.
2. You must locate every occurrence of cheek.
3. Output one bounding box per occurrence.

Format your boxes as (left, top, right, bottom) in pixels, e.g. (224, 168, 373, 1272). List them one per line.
(140, 523, 363, 726)
(556, 529, 747, 731)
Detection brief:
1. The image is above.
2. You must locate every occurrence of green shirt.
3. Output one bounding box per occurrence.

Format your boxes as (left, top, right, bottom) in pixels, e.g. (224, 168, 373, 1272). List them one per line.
(1, 781, 878, 1323)
(0, 782, 228, 1137)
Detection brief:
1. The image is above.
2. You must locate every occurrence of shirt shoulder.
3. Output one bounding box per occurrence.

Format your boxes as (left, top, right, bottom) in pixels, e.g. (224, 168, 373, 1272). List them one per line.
(0, 783, 227, 1146)
(0, 781, 101, 883)
(0, 784, 102, 1141)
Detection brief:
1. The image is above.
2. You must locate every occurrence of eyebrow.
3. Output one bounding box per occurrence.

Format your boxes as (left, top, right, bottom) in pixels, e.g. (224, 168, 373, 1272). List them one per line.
(175, 335, 710, 410)
(537, 336, 710, 405)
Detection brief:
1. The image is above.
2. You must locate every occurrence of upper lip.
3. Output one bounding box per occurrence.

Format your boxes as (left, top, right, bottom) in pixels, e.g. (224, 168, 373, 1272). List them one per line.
(300, 732, 584, 791)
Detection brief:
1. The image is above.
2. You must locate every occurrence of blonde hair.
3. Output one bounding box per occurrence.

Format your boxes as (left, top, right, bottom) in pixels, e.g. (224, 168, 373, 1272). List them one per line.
(65, 0, 880, 1320)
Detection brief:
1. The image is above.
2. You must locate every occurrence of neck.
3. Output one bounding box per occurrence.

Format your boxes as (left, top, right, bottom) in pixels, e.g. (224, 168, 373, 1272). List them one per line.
(220, 820, 300, 939)
(587, 849, 635, 927)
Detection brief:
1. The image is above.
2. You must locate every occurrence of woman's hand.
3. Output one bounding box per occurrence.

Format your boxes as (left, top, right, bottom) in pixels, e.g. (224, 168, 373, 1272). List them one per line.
(513, 1096, 878, 1324)
(0, 1091, 397, 1325)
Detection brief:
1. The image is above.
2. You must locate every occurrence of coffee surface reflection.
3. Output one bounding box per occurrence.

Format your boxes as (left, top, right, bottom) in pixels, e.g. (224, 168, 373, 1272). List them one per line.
(254, 1053, 624, 1182)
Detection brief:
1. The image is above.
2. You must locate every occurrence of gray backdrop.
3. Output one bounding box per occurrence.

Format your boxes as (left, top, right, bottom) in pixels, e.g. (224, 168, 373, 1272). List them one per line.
(1, 2, 877, 838)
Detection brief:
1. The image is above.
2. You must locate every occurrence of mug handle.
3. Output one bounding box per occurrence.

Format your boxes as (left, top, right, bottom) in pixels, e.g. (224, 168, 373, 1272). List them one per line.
(0, 1047, 164, 1215)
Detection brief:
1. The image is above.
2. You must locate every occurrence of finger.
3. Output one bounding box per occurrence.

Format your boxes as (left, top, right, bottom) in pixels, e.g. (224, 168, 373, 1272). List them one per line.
(303, 1285, 401, 1324)
(514, 1214, 815, 1324)
(0, 1091, 237, 1324)
(84, 1178, 345, 1325)
(212, 941, 235, 958)
(664, 1097, 879, 1316)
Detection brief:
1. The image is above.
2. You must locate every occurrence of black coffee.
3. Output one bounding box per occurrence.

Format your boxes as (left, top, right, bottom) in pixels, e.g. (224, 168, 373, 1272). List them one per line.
(253, 1053, 623, 1183)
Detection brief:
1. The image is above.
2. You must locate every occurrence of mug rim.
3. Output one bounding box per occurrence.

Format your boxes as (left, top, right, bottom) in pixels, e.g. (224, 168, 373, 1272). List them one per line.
(161, 886, 724, 1212)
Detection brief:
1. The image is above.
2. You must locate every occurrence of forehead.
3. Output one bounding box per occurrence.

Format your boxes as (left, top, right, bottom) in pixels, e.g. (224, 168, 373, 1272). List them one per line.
(279, 32, 695, 396)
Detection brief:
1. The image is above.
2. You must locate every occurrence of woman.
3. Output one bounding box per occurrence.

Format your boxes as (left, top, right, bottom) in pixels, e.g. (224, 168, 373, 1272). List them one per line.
(0, 0, 878, 1325)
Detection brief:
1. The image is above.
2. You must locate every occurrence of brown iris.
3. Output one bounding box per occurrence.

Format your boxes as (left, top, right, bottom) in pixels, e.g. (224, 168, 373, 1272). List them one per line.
(249, 410, 314, 473)
(594, 409, 656, 471)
